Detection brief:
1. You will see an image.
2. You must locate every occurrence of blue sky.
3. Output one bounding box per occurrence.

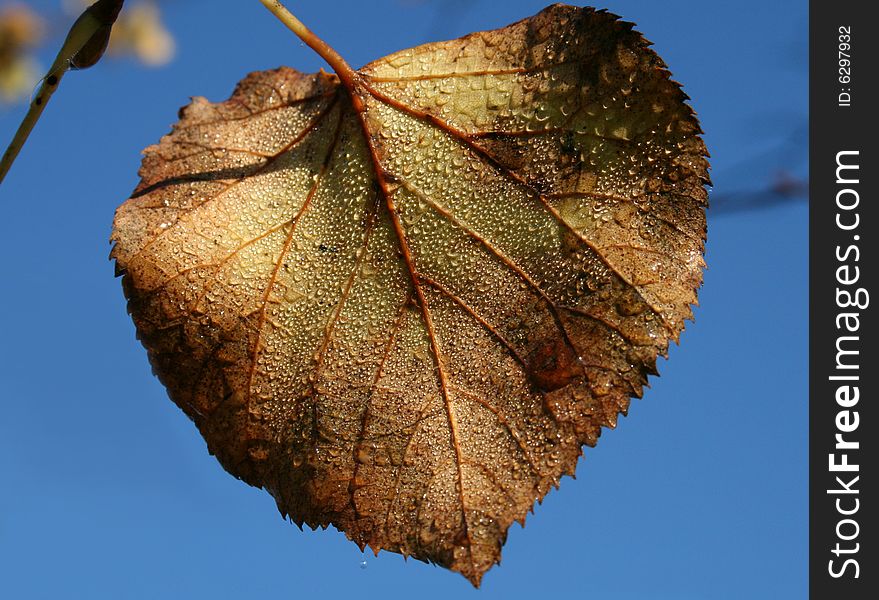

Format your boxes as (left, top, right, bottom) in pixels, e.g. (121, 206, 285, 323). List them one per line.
(0, 1, 807, 598)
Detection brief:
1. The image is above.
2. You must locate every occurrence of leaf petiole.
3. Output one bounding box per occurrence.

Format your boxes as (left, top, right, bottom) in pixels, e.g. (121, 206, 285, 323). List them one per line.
(258, 0, 358, 89)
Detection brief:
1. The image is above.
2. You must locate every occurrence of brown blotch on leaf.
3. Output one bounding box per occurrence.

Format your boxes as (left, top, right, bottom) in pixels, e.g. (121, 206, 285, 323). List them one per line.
(526, 337, 581, 392)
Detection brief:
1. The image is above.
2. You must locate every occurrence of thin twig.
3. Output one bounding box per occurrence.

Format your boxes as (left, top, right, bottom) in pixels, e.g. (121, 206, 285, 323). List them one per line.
(0, 0, 123, 186)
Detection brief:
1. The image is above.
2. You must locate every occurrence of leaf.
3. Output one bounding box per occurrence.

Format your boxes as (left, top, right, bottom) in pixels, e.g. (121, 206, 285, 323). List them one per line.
(0, 4, 46, 103)
(111, 4, 708, 586)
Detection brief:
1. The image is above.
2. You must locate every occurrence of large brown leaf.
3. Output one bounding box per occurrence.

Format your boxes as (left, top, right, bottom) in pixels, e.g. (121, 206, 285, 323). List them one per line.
(111, 4, 708, 586)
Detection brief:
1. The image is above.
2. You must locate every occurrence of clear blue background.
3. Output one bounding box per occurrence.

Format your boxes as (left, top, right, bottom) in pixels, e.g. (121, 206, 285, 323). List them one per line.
(0, 1, 807, 598)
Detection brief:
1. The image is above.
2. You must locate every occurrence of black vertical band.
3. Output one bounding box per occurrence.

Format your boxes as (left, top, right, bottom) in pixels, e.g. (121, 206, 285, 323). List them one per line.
(809, 1, 876, 597)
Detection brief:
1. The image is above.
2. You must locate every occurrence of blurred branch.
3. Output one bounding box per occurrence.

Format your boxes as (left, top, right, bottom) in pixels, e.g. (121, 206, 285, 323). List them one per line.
(709, 124, 807, 216)
(709, 173, 807, 216)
